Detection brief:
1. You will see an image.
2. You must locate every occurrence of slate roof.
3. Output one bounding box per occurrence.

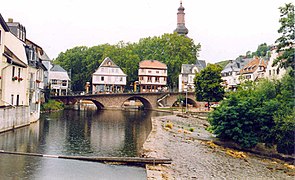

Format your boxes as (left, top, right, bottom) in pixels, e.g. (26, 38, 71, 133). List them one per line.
(181, 60, 206, 74)
(50, 64, 67, 72)
(195, 60, 206, 70)
(221, 58, 252, 73)
(49, 64, 70, 80)
(139, 60, 167, 69)
(40, 51, 51, 61)
(221, 60, 240, 73)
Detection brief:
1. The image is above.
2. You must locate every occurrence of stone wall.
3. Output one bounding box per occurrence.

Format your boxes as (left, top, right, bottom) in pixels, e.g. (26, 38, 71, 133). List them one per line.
(0, 106, 30, 133)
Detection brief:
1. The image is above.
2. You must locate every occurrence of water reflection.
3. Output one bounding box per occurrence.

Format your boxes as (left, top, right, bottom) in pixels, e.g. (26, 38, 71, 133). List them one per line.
(0, 109, 169, 179)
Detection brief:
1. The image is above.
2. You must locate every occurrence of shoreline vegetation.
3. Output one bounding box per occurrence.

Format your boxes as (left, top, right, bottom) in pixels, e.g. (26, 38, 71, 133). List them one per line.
(40, 100, 64, 113)
(141, 113, 295, 179)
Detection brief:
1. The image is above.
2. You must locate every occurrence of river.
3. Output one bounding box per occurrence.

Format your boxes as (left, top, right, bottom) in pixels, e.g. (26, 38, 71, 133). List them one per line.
(0, 109, 169, 179)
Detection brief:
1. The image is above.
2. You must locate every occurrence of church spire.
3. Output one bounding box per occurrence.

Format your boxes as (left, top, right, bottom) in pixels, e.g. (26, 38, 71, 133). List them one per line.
(174, 0, 188, 35)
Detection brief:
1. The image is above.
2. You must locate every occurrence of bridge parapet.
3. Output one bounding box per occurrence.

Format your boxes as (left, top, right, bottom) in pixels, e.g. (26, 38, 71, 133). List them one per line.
(51, 92, 196, 110)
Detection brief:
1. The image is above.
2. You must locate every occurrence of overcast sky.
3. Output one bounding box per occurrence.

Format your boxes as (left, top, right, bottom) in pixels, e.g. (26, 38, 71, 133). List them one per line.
(1, 0, 292, 63)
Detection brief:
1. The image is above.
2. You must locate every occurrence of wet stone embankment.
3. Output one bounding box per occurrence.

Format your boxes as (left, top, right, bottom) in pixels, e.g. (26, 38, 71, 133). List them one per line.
(141, 114, 295, 179)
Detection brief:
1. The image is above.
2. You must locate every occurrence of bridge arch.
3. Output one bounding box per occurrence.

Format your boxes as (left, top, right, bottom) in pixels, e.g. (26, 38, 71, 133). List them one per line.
(83, 99, 105, 110)
(172, 97, 197, 107)
(122, 96, 153, 109)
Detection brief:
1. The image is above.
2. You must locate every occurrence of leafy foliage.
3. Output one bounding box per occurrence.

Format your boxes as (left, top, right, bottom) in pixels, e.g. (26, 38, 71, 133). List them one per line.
(273, 3, 295, 73)
(54, 33, 201, 91)
(235, 43, 271, 60)
(41, 100, 64, 111)
(208, 73, 295, 154)
(194, 64, 224, 107)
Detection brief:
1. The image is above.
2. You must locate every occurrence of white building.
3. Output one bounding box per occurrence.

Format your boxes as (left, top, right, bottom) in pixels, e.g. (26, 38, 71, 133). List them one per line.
(1, 17, 29, 107)
(92, 57, 127, 93)
(221, 58, 252, 91)
(48, 64, 70, 96)
(178, 60, 206, 92)
(138, 60, 167, 93)
(265, 46, 287, 80)
(240, 57, 267, 82)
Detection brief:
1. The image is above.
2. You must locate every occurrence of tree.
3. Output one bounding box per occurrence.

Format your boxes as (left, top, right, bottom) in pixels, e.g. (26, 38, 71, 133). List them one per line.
(194, 64, 224, 110)
(54, 33, 201, 91)
(273, 3, 295, 73)
(252, 43, 270, 57)
(208, 72, 295, 154)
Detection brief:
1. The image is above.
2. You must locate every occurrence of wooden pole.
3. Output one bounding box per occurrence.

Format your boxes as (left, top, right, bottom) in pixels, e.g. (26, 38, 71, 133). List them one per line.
(0, 150, 172, 165)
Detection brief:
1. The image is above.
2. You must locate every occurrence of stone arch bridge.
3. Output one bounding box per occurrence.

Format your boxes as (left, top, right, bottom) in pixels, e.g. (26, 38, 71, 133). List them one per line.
(51, 92, 197, 110)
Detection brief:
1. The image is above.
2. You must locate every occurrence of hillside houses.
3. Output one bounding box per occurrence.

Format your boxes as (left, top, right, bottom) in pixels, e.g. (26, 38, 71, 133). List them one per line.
(221, 48, 287, 90)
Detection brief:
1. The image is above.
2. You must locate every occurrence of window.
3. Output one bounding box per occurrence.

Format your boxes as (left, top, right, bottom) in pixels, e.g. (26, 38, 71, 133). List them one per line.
(0, 30, 1, 44)
(18, 68, 21, 78)
(52, 79, 57, 84)
(12, 66, 15, 77)
(141, 69, 144, 72)
(148, 70, 152, 73)
(269, 70, 271, 75)
(120, 77, 123, 82)
(62, 80, 67, 86)
(147, 77, 152, 82)
(11, 94, 14, 105)
(140, 76, 143, 80)
(101, 76, 104, 81)
(246, 75, 251, 79)
(156, 71, 159, 73)
(189, 76, 192, 83)
(276, 68, 280, 75)
(16, 95, 19, 106)
(164, 77, 166, 81)
(155, 77, 159, 82)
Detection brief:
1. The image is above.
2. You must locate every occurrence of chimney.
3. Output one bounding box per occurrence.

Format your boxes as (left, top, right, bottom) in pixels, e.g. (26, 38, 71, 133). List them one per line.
(8, 18, 13, 23)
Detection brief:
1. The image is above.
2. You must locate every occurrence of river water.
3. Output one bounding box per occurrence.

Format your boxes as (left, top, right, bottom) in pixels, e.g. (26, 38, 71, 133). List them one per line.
(0, 110, 169, 179)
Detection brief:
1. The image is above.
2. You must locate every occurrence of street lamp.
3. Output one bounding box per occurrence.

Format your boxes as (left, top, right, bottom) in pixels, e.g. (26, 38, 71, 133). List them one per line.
(184, 84, 188, 113)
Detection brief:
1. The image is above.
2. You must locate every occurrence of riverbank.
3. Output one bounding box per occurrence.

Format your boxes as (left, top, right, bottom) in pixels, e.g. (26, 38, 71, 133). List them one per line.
(141, 114, 295, 179)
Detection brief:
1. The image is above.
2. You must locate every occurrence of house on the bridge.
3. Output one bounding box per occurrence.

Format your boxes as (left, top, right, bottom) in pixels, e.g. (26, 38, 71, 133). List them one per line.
(138, 60, 167, 93)
(178, 60, 206, 92)
(92, 57, 127, 93)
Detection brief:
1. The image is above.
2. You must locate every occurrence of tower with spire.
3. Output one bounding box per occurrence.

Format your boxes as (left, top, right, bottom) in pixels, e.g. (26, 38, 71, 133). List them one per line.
(174, 0, 189, 35)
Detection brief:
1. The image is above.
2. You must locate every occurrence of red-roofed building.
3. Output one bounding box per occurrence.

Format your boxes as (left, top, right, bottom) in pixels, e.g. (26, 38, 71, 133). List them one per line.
(240, 57, 267, 81)
(138, 60, 167, 92)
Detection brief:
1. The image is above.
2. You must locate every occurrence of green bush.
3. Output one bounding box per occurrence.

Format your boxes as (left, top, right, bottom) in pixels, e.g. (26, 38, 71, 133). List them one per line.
(208, 73, 294, 154)
(41, 100, 64, 111)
